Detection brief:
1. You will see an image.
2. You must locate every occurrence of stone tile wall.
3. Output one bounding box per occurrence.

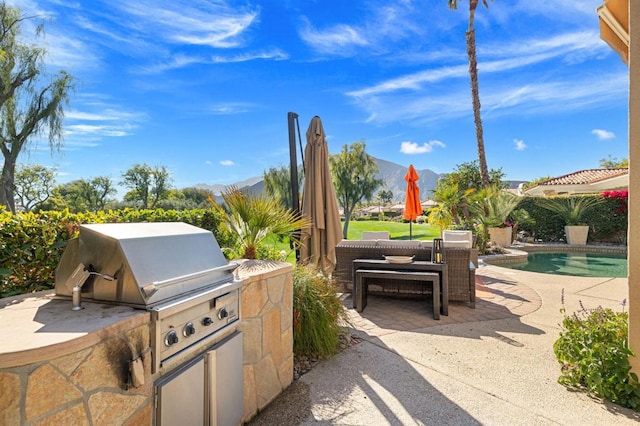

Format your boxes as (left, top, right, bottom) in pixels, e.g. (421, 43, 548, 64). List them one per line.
(0, 260, 293, 425)
(237, 260, 294, 423)
(0, 323, 153, 425)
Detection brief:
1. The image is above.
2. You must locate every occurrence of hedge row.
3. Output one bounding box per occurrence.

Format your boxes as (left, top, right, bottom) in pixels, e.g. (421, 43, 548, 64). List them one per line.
(517, 195, 627, 244)
(0, 208, 229, 298)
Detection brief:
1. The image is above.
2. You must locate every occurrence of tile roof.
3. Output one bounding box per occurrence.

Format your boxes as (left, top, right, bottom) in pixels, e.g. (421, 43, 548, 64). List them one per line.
(539, 168, 628, 186)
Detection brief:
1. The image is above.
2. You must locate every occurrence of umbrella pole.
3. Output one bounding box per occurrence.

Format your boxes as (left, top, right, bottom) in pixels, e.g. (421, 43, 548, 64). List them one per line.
(409, 221, 413, 240)
(288, 112, 301, 263)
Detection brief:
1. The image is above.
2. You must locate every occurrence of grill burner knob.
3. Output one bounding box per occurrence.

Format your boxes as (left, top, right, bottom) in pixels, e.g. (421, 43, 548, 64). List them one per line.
(202, 317, 214, 326)
(164, 330, 179, 346)
(183, 322, 196, 337)
(218, 307, 229, 320)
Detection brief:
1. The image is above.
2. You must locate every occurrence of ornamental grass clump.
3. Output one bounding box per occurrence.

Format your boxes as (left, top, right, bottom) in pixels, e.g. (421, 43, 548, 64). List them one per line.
(293, 265, 347, 358)
(553, 293, 640, 410)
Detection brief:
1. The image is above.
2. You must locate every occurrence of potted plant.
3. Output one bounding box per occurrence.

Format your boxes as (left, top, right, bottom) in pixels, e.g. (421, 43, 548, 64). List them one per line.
(469, 188, 521, 249)
(537, 196, 602, 245)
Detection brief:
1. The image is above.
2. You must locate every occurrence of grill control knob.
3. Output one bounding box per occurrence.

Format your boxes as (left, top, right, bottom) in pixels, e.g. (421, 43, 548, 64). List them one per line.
(183, 322, 196, 337)
(164, 330, 179, 346)
(202, 317, 214, 326)
(218, 307, 229, 320)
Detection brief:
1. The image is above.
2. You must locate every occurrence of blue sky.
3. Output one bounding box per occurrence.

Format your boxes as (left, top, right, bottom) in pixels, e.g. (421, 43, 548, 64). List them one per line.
(11, 0, 628, 193)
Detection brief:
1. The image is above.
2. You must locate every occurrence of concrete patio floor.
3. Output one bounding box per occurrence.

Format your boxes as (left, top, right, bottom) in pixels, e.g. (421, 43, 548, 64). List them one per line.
(250, 261, 639, 425)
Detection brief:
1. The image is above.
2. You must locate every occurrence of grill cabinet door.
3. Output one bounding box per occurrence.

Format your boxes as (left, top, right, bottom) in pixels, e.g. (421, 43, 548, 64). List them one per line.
(155, 355, 205, 425)
(206, 331, 243, 426)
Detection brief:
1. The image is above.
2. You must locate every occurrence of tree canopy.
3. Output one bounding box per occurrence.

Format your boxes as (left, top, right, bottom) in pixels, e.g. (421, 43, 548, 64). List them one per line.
(441, 160, 505, 192)
(264, 165, 299, 210)
(14, 164, 56, 212)
(599, 155, 628, 169)
(121, 163, 172, 209)
(0, 4, 74, 212)
(329, 140, 382, 237)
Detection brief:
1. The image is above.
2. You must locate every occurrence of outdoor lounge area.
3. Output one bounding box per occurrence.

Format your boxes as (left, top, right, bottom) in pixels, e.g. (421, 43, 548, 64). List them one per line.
(334, 239, 478, 312)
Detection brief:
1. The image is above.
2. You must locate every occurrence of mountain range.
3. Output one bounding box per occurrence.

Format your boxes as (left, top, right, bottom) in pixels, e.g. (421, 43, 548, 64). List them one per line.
(194, 156, 442, 203)
(194, 156, 531, 206)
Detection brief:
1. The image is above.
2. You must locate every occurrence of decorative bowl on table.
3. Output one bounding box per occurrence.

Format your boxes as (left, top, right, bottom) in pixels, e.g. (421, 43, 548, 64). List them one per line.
(384, 255, 414, 264)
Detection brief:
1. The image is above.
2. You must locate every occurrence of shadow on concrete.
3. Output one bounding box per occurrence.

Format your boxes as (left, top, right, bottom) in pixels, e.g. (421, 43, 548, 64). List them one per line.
(298, 335, 482, 425)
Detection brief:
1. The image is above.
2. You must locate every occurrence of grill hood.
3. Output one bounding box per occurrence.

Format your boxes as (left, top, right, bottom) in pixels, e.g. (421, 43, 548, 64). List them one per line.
(55, 222, 238, 308)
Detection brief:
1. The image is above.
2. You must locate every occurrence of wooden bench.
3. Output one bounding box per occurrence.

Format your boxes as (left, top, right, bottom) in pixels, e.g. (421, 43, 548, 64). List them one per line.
(355, 269, 441, 319)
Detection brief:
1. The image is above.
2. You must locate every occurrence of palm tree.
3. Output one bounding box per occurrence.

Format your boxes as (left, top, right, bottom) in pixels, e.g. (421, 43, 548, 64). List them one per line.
(210, 186, 310, 259)
(431, 181, 474, 226)
(447, 0, 492, 188)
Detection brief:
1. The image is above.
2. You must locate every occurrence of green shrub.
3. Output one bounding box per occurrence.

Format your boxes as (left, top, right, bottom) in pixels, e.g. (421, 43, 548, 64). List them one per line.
(518, 195, 627, 243)
(292, 265, 347, 357)
(553, 297, 640, 410)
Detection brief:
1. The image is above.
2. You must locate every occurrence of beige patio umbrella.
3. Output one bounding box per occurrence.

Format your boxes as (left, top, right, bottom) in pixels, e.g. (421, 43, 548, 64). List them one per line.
(299, 116, 343, 274)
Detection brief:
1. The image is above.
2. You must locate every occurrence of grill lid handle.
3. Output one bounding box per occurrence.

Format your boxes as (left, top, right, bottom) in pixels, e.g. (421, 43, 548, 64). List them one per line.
(141, 262, 239, 298)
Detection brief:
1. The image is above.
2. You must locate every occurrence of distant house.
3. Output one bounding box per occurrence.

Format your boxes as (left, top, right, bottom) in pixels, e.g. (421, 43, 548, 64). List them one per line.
(523, 168, 628, 196)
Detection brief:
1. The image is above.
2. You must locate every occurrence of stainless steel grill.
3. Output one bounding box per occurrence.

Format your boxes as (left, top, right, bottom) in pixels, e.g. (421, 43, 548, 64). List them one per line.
(55, 222, 238, 308)
(54, 222, 244, 424)
(55, 221, 242, 367)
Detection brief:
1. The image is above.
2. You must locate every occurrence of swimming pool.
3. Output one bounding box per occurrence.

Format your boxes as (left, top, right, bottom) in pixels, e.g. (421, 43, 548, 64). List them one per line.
(500, 251, 627, 278)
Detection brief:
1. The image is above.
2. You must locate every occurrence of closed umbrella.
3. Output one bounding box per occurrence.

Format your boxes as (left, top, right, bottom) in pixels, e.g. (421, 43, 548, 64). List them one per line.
(403, 164, 422, 240)
(300, 116, 343, 274)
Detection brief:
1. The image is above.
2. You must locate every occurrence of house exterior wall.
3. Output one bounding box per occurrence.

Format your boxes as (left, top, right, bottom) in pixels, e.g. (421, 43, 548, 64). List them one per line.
(628, 0, 640, 374)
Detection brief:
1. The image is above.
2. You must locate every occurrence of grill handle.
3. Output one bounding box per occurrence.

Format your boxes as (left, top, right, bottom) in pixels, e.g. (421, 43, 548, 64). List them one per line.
(141, 262, 239, 298)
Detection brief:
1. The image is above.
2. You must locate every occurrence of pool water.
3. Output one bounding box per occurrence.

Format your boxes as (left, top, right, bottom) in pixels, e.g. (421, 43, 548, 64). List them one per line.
(503, 251, 627, 278)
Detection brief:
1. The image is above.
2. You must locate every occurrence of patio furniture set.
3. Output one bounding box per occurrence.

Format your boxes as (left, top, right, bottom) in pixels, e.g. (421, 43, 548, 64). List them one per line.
(334, 231, 477, 320)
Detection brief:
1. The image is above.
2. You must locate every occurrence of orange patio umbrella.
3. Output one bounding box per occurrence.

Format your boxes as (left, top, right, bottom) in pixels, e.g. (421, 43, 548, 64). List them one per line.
(403, 164, 422, 240)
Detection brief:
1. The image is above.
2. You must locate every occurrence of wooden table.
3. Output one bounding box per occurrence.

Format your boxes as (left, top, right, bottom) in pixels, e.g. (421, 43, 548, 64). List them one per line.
(352, 259, 449, 316)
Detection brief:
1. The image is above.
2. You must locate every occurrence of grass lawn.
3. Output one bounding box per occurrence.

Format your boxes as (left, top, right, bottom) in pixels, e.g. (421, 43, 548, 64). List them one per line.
(345, 220, 440, 240)
(269, 220, 441, 263)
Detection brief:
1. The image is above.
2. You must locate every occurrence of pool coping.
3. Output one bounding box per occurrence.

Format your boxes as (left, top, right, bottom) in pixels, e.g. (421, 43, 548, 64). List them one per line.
(481, 243, 628, 266)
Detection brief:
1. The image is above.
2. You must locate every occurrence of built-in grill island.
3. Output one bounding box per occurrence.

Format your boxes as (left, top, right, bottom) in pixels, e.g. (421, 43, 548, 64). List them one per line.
(54, 222, 243, 425)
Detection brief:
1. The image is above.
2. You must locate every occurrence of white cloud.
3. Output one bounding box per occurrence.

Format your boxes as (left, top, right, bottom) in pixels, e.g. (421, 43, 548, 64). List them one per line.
(115, 1, 259, 49)
(66, 108, 144, 122)
(350, 70, 627, 126)
(205, 160, 212, 165)
(64, 124, 131, 137)
(592, 129, 615, 140)
(347, 31, 604, 99)
(208, 103, 255, 115)
(299, 21, 369, 55)
(220, 160, 235, 166)
(298, 2, 428, 58)
(212, 49, 289, 63)
(400, 140, 445, 154)
(513, 139, 527, 151)
(138, 54, 207, 74)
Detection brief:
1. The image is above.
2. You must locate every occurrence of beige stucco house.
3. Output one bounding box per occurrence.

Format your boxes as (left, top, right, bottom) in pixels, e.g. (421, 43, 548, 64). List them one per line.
(598, 0, 639, 374)
(523, 168, 628, 196)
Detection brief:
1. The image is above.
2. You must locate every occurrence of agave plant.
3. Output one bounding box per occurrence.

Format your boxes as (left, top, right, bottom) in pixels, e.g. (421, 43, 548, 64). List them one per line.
(536, 196, 602, 226)
(210, 186, 310, 259)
